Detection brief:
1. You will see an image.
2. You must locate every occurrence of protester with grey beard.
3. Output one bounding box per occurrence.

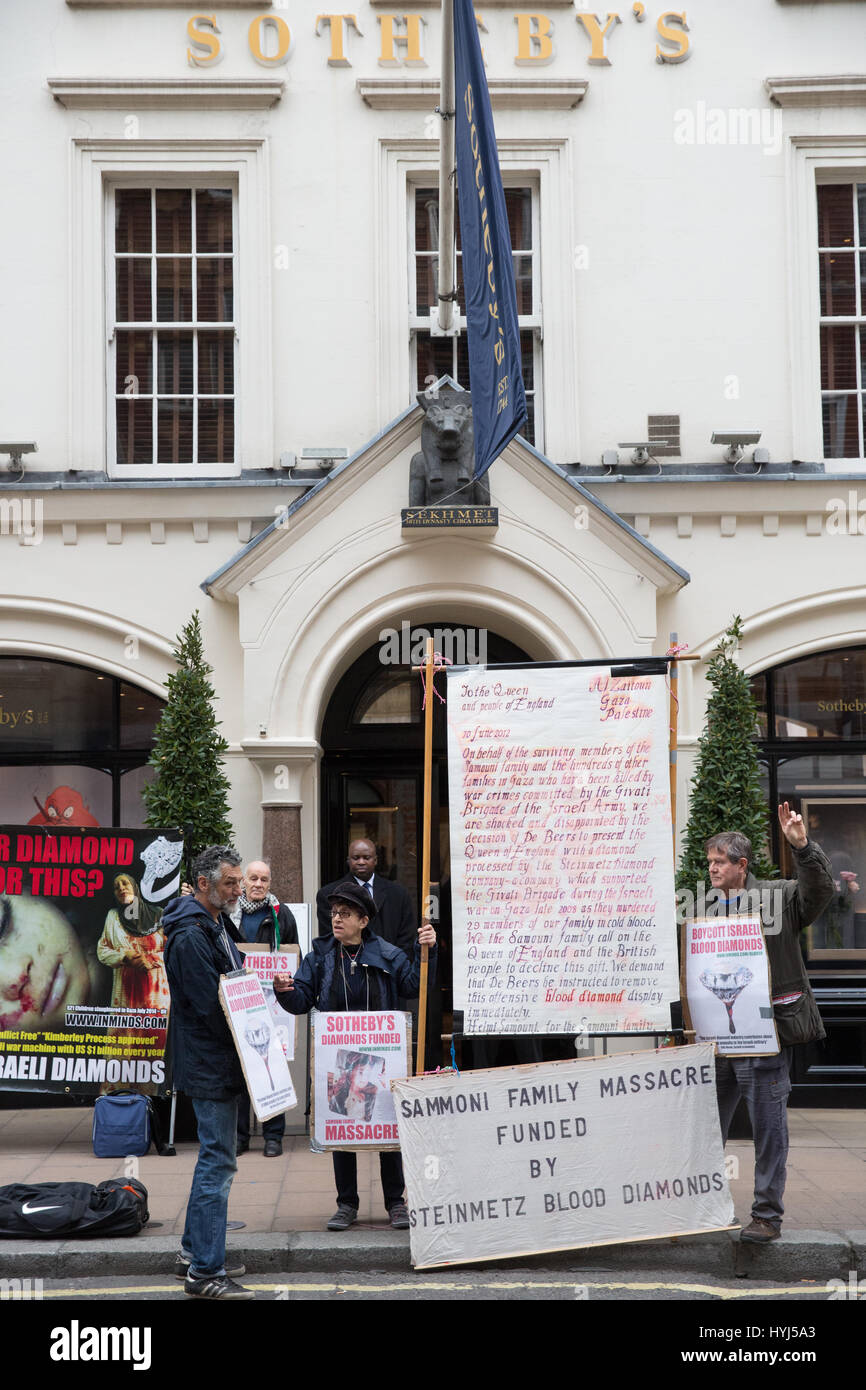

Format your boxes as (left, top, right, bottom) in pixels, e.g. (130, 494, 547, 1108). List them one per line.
(163, 845, 254, 1300)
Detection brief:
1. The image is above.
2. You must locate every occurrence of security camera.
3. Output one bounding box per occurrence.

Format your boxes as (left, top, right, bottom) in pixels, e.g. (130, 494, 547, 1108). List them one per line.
(711, 431, 762, 465)
(618, 441, 671, 466)
(0, 443, 37, 469)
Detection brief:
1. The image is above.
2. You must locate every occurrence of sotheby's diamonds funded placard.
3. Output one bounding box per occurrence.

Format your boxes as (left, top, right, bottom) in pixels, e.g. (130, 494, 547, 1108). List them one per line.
(311, 1009, 411, 1151)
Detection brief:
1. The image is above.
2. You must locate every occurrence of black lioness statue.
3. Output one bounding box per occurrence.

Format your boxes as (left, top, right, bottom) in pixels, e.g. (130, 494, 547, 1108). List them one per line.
(408, 388, 491, 506)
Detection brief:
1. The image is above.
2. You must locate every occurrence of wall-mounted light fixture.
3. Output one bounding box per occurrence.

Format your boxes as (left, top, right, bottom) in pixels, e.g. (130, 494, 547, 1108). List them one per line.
(617, 440, 672, 466)
(0, 442, 37, 471)
(710, 431, 762, 466)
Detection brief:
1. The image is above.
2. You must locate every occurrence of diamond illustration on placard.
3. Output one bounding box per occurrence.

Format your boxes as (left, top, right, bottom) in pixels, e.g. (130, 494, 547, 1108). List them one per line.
(699, 967, 753, 1035)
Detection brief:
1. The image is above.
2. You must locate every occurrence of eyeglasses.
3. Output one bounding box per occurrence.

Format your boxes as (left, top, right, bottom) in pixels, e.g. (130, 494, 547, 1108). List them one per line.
(330, 907, 360, 921)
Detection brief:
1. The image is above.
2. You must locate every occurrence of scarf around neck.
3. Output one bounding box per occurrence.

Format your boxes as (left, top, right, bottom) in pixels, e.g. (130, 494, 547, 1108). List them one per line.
(238, 890, 279, 917)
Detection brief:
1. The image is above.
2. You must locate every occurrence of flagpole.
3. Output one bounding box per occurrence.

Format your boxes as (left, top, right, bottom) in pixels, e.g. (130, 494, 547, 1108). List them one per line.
(437, 0, 456, 335)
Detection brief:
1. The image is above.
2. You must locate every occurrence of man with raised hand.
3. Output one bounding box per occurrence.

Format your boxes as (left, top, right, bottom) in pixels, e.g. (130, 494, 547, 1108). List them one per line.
(704, 802, 833, 1243)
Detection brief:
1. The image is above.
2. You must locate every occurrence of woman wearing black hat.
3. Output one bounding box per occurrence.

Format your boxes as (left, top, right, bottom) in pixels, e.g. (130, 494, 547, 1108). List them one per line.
(274, 879, 436, 1232)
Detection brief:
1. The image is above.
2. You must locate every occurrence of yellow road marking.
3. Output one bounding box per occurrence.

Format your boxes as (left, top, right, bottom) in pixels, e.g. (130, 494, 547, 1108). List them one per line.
(39, 1278, 818, 1299)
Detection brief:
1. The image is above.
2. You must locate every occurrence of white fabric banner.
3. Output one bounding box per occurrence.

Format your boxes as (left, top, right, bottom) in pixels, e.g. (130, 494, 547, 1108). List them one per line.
(394, 1043, 733, 1269)
(311, 1009, 411, 1149)
(684, 917, 780, 1056)
(447, 665, 679, 1033)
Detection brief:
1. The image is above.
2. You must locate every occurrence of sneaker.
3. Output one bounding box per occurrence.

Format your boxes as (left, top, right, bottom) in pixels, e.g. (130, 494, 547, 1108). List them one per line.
(388, 1201, 410, 1230)
(184, 1273, 255, 1300)
(740, 1218, 781, 1243)
(326, 1204, 358, 1231)
(175, 1252, 246, 1280)
(263, 1138, 283, 1158)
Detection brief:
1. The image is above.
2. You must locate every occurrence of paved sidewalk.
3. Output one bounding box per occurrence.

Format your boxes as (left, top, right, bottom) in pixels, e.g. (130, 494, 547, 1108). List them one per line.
(0, 1104, 863, 1237)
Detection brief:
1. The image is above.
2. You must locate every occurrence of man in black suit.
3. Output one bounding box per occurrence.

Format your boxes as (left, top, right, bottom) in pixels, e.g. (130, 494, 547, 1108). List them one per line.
(316, 839, 415, 957)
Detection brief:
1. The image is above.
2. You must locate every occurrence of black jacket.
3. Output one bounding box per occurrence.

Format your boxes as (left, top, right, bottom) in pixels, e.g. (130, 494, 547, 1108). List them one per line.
(163, 895, 246, 1100)
(697, 840, 834, 1047)
(277, 929, 435, 1016)
(316, 876, 416, 958)
(230, 901, 298, 952)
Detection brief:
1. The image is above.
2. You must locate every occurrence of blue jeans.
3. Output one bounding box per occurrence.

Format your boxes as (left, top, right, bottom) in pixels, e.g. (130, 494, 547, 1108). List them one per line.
(181, 1096, 239, 1278)
(715, 1050, 793, 1227)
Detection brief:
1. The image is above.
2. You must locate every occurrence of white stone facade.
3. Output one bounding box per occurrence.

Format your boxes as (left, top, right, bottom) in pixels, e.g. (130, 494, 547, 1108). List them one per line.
(1, 0, 865, 888)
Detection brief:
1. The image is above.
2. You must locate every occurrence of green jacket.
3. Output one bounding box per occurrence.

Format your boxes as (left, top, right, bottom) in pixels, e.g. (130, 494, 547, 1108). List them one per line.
(705, 840, 834, 1048)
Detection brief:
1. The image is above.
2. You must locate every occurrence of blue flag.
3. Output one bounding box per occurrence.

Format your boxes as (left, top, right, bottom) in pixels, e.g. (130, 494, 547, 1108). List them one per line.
(453, 0, 527, 480)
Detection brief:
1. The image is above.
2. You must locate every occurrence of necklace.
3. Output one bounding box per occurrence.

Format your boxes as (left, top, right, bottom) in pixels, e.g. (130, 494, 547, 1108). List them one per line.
(342, 942, 363, 975)
(340, 945, 369, 1011)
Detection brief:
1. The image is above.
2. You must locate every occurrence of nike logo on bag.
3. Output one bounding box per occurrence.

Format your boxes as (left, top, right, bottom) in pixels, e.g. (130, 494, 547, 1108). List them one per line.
(21, 1201, 62, 1214)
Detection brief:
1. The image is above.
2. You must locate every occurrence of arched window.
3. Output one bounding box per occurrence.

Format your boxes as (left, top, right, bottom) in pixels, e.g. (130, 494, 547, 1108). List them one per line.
(0, 658, 164, 828)
(751, 648, 866, 960)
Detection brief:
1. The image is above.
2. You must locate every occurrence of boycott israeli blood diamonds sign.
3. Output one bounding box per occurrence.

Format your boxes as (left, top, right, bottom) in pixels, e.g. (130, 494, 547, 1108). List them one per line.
(0, 826, 183, 1096)
(683, 917, 779, 1057)
(220, 970, 297, 1122)
(311, 1010, 412, 1150)
(393, 1043, 734, 1269)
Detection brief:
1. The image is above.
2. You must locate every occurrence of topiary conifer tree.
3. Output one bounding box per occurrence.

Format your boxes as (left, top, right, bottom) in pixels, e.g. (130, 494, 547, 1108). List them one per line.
(677, 616, 776, 892)
(142, 611, 234, 871)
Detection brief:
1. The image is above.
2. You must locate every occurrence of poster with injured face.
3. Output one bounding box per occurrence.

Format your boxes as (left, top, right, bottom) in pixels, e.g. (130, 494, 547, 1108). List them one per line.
(0, 825, 184, 1095)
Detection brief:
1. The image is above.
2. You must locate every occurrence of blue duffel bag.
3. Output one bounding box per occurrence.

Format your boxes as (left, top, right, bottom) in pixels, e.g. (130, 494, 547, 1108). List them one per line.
(92, 1091, 152, 1158)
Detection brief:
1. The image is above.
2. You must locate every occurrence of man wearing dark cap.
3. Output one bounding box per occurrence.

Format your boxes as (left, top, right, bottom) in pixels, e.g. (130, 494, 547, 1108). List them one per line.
(274, 880, 436, 1231)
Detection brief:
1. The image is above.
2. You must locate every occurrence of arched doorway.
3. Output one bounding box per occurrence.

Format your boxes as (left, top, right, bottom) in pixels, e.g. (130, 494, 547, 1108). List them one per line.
(320, 623, 533, 1058)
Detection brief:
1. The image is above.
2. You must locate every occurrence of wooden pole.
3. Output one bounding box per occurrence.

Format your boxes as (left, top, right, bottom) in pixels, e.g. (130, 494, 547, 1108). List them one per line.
(415, 637, 435, 1075)
(662, 648, 698, 862)
(669, 632, 679, 864)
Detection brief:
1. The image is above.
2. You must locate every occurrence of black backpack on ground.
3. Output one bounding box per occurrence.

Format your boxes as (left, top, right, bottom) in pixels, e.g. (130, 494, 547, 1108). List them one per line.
(0, 1178, 149, 1238)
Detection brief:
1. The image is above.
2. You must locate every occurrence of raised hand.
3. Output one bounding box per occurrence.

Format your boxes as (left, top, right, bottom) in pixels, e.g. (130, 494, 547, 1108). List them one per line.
(778, 801, 808, 850)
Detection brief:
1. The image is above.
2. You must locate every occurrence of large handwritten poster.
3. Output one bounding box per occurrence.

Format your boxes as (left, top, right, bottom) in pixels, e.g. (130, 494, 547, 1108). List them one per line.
(447, 666, 679, 1034)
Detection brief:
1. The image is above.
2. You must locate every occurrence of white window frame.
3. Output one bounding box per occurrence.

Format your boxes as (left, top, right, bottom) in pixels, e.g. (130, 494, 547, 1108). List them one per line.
(108, 179, 238, 477)
(70, 139, 273, 478)
(377, 138, 578, 464)
(787, 137, 866, 469)
(408, 176, 543, 447)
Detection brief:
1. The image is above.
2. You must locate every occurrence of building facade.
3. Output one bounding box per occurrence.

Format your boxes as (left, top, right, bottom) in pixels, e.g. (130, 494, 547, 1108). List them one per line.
(2, 0, 866, 1098)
